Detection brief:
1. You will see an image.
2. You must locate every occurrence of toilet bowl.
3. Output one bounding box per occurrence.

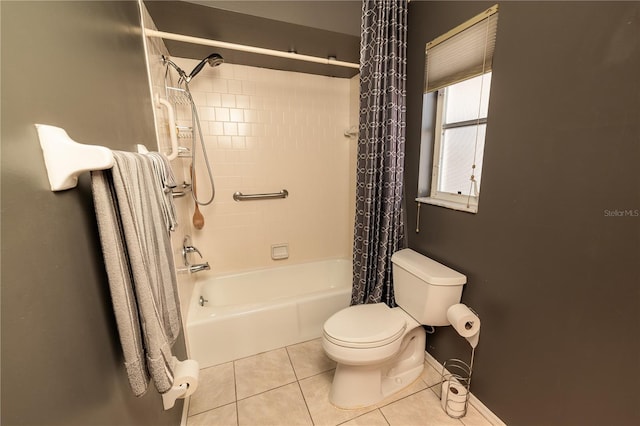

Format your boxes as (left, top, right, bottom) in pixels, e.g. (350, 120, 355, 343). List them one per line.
(322, 303, 426, 409)
(321, 249, 466, 409)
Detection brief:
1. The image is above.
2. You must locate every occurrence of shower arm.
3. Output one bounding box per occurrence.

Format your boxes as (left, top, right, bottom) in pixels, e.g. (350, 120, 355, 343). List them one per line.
(162, 55, 188, 84)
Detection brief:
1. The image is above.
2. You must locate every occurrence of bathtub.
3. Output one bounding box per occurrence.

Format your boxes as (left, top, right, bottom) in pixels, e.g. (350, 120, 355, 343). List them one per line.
(186, 259, 352, 368)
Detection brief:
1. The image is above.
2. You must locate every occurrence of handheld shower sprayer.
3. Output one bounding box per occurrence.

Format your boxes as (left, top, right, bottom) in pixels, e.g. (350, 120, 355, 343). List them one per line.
(187, 53, 224, 82)
(162, 53, 224, 84)
(161, 53, 225, 207)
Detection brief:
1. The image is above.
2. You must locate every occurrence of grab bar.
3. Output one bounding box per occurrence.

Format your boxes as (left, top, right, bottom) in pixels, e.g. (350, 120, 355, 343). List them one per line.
(233, 189, 289, 201)
(155, 94, 179, 160)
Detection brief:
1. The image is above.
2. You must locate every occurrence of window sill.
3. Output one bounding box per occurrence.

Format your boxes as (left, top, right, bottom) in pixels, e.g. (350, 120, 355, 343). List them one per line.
(416, 197, 478, 214)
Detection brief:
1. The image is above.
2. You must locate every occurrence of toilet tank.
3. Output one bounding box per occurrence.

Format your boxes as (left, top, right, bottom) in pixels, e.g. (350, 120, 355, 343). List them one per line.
(391, 249, 466, 326)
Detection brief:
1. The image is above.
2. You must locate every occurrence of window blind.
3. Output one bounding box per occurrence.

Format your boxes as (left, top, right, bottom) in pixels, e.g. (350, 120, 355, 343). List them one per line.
(425, 5, 498, 93)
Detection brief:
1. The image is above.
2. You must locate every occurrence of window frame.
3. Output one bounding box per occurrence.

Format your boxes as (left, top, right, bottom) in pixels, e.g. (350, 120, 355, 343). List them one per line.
(428, 74, 491, 212)
(416, 5, 498, 214)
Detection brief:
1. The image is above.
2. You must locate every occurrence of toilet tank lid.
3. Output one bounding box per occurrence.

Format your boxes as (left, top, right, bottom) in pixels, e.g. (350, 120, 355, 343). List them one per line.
(391, 249, 467, 286)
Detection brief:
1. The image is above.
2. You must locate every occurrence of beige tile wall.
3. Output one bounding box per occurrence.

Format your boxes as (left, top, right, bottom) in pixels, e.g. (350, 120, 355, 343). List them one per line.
(143, 3, 358, 297)
(170, 57, 357, 274)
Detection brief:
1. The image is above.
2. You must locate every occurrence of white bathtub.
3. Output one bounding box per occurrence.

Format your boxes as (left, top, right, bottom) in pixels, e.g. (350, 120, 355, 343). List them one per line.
(186, 259, 352, 368)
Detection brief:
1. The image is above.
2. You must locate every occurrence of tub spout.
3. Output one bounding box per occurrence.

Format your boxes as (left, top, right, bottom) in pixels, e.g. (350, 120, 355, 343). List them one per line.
(189, 262, 210, 273)
(178, 262, 210, 274)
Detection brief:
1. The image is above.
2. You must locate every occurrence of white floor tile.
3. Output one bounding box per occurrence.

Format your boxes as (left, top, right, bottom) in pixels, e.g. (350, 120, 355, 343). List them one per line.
(187, 403, 237, 426)
(341, 409, 390, 426)
(237, 382, 312, 426)
(286, 338, 336, 379)
(380, 389, 464, 426)
(186, 340, 501, 426)
(189, 362, 236, 416)
(234, 348, 297, 399)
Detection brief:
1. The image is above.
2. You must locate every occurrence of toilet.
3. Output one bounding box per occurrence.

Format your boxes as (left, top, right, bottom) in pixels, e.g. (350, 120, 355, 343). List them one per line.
(322, 248, 466, 409)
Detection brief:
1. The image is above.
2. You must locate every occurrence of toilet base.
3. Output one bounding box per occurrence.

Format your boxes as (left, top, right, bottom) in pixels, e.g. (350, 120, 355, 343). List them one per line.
(328, 327, 426, 409)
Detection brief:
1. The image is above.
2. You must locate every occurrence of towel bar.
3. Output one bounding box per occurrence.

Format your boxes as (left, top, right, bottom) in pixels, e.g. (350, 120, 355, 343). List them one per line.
(233, 189, 288, 201)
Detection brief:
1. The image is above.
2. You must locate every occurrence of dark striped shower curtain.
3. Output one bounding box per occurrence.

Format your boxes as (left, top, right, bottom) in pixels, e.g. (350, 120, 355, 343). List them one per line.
(352, 0, 408, 307)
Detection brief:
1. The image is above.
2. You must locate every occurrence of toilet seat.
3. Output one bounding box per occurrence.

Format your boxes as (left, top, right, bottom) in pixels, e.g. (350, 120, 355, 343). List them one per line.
(323, 304, 407, 349)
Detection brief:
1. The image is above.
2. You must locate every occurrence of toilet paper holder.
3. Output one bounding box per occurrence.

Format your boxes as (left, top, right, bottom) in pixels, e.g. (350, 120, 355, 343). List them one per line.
(440, 303, 480, 418)
(162, 382, 191, 410)
(161, 359, 200, 410)
(440, 356, 473, 419)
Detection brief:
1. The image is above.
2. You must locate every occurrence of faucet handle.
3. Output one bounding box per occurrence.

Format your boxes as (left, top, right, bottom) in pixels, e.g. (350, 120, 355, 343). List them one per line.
(183, 245, 203, 258)
(182, 235, 204, 266)
(182, 245, 203, 266)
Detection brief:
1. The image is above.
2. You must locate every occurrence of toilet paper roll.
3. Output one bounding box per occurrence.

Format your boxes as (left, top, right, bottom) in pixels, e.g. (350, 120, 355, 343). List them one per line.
(172, 359, 200, 397)
(447, 303, 481, 348)
(440, 380, 468, 417)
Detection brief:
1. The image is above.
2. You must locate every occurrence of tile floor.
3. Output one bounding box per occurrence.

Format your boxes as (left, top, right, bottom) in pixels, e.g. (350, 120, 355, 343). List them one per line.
(186, 338, 494, 426)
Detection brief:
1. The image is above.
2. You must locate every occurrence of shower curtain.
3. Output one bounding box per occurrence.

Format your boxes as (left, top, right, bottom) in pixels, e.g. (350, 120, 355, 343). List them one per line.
(352, 0, 408, 307)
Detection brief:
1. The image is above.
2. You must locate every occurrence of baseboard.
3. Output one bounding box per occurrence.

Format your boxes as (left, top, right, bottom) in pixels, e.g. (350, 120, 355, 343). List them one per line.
(424, 351, 506, 426)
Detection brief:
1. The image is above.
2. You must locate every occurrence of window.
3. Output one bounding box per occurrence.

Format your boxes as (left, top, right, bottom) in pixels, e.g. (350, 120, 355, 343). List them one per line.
(417, 5, 498, 213)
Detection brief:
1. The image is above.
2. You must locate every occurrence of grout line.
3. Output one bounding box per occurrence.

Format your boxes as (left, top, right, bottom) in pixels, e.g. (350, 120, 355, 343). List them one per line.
(378, 408, 392, 426)
(426, 381, 441, 390)
(284, 346, 300, 381)
(296, 381, 315, 426)
(186, 402, 237, 423)
(235, 380, 299, 403)
(285, 345, 316, 425)
(232, 361, 239, 426)
(334, 408, 387, 426)
(299, 367, 335, 382)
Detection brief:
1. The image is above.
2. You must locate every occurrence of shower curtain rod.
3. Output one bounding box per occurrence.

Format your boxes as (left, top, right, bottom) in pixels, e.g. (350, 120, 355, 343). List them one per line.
(145, 29, 360, 70)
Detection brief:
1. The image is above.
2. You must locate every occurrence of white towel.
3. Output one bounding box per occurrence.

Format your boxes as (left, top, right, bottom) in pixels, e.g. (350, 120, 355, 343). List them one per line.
(91, 151, 182, 396)
(146, 152, 178, 232)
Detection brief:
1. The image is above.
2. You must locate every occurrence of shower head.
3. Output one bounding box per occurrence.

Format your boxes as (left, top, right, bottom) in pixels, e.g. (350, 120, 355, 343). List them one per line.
(186, 53, 224, 82)
(206, 53, 225, 67)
